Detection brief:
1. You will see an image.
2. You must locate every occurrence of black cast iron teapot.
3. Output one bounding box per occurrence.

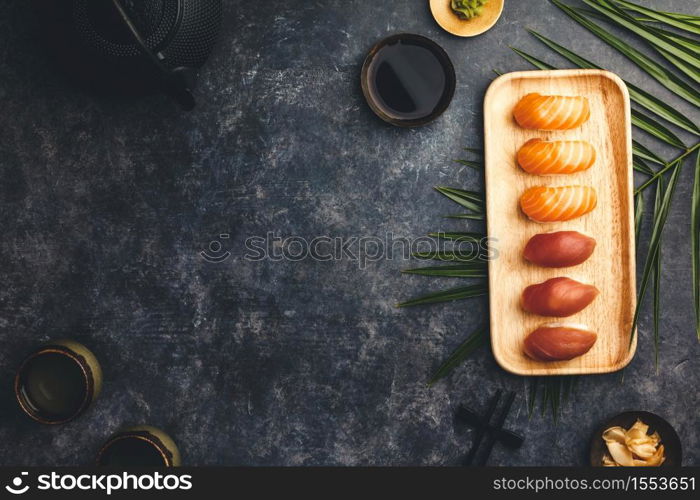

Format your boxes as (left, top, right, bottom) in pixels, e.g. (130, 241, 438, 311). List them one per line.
(36, 0, 223, 110)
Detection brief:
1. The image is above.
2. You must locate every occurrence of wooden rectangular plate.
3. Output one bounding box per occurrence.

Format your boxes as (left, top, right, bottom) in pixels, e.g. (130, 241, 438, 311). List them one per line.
(484, 69, 636, 376)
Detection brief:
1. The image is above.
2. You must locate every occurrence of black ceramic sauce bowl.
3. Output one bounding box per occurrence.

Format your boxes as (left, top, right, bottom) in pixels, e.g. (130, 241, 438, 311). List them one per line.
(361, 33, 456, 127)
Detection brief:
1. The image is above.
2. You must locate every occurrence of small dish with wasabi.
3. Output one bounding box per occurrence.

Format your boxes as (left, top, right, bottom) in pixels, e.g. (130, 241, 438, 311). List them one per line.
(429, 0, 505, 37)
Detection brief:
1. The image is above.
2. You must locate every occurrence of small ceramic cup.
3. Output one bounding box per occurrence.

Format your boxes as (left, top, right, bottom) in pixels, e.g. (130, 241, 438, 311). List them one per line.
(97, 426, 182, 467)
(14, 339, 103, 425)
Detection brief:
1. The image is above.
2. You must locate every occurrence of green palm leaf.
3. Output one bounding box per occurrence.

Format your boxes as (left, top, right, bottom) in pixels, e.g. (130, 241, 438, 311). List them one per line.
(635, 146, 700, 194)
(397, 283, 488, 308)
(435, 186, 485, 213)
(655, 46, 700, 85)
(635, 16, 700, 26)
(653, 248, 661, 370)
(463, 147, 483, 154)
(634, 190, 644, 247)
(528, 379, 539, 417)
(510, 46, 555, 70)
(652, 176, 663, 370)
(628, 74, 700, 127)
(454, 159, 483, 170)
(444, 213, 485, 220)
(428, 231, 484, 242)
(401, 264, 487, 278)
(634, 10, 700, 22)
(633, 140, 665, 165)
(612, 0, 700, 35)
(630, 160, 683, 344)
(584, 0, 700, 70)
(631, 109, 686, 149)
(526, 29, 596, 67)
(428, 326, 488, 386)
(633, 157, 654, 176)
(692, 150, 700, 341)
(550, 0, 700, 107)
(548, 378, 561, 418)
(528, 377, 575, 419)
(412, 250, 482, 262)
(584, 1, 700, 85)
(644, 24, 700, 54)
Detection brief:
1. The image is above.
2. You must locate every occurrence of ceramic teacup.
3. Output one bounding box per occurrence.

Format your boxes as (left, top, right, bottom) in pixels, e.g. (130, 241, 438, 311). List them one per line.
(14, 339, 103, 425)
(97, 426, 182, 467)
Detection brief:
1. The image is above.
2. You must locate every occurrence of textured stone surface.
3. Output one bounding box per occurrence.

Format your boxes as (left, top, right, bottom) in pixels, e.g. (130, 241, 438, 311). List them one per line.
(0, 0, 697, 466)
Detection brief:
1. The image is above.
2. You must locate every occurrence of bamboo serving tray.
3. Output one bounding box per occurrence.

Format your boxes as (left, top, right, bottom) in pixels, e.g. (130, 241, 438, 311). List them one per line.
(483, 69, 636, 376)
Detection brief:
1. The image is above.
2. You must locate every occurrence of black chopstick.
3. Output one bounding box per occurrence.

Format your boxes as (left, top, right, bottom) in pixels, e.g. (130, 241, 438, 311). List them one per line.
(463, 389, 502, 466)
(476, 391, 516, 466)
(456, 405, 524, 449)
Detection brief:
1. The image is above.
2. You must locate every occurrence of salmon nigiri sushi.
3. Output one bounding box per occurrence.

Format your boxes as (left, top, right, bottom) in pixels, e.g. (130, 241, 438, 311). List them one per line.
(520, 185, 597, 222)
(517, 139, 596, 175)
(513, 93, 590, 130)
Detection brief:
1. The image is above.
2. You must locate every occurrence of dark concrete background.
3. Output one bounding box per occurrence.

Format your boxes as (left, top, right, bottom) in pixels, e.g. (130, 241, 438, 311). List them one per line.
(0, 0, 698, 466)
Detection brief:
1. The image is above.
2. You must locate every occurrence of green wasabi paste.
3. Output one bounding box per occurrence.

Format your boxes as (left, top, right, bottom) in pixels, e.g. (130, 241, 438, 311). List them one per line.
(450, 0, 489, 20)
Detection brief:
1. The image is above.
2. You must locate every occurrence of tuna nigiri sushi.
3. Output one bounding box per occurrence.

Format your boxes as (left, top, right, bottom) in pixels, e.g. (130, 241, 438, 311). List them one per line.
(523, 231, 596, 268)
(522, 277, 599, 317)
(517, 139, 596, 175)
(520, 185, 597, 222)
(513, 93, 590, 130)
(524, 324, 597, 361)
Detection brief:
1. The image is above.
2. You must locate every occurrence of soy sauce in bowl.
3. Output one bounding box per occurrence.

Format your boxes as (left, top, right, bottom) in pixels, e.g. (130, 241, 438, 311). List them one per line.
(361, 34, 456, 127)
